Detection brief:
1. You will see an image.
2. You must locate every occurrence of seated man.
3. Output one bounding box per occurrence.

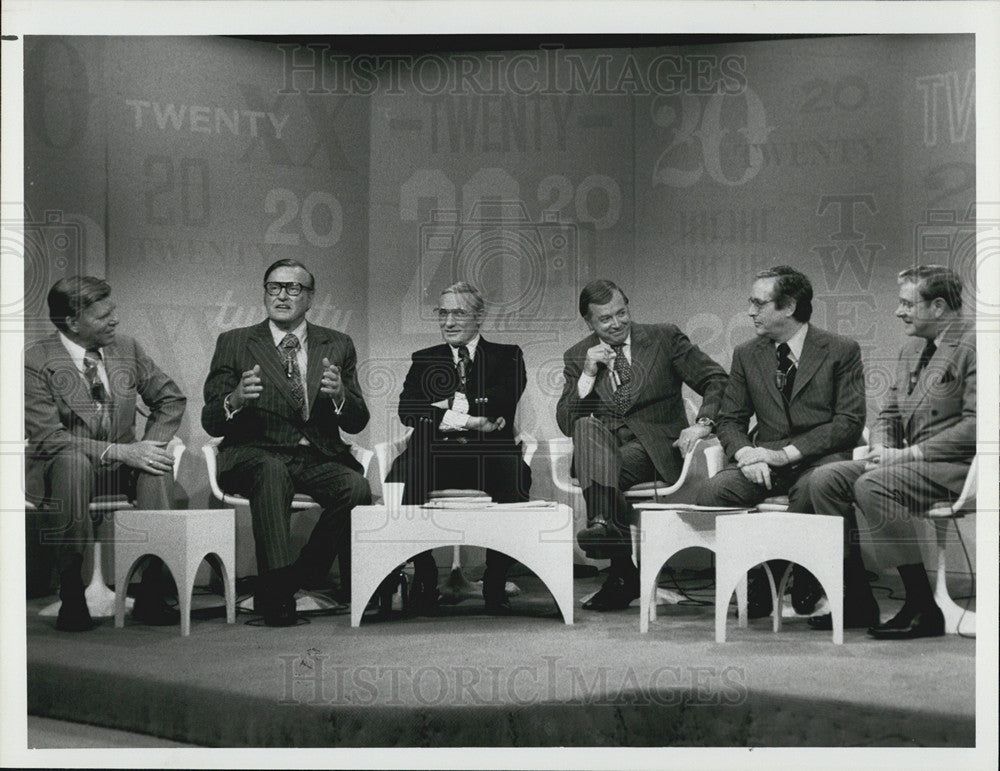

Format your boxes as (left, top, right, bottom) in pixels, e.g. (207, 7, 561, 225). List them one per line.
(557, 279, 728, 611)
(202, 259, 371, 626)
(387, 282, 531, 615)
(696, 266, 870, 620)
(25, 276, 186, 631)
(809, 265, 975, 638)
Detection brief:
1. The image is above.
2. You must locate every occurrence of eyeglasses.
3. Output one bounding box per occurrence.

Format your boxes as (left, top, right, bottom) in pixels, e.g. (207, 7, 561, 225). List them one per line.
(747, 297, 775, 310)
(265, 282, 313, 297)
(435, 308, 473, 321)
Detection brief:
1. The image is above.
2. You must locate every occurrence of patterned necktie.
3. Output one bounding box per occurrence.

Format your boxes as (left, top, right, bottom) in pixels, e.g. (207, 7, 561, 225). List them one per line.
(456, 345, 472, 394)
(776, 342, 796, 401)
(612, 344, 632, 414)
(279, 333, 307, 420)
(908, 339, 937, 395)
(84, 349, 112, 440)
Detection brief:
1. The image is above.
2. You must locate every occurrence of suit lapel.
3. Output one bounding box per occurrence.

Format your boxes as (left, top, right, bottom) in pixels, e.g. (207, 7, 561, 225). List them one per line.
(102, 340, 133, 435)
(752, 337, 785, 410)
(44, 337, 103, 434)
(305, 323, 332, 411)
(902, 322, 968, 426)
(627, 324, 658, 410)
(248, 321, 301, 415)
(790, 326, 829, 401)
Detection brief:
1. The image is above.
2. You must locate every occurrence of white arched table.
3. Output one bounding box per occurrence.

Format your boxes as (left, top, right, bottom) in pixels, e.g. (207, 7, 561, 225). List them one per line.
(350, 502, 574, 627)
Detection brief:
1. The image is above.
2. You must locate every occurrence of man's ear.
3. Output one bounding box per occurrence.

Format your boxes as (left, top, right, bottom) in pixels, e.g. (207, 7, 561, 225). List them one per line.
(65, 315, 79, 334)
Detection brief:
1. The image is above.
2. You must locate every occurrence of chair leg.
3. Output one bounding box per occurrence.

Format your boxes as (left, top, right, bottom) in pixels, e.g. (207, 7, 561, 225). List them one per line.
(934, 520, 976, 636)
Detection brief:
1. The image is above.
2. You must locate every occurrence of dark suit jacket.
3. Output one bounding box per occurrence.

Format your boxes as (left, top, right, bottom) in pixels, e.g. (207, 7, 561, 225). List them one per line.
(716, 325, 865, 465)
(24, 333, 187, 500)
(395, 338, 525, 445)
(875, 319, 975, 476)
(201, 320, 369, 473)
(556, 323, 728, 485)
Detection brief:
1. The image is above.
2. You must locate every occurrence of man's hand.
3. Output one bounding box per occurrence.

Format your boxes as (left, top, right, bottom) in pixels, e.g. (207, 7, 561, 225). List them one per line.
(673, 424, 710, 455)
(739, 460, 772, 490)
(735, 446, 790, 469)
(583, 343, 616, 377)
(467, 416, 506, 433)
(863, 444, 908, 472)
(108, 440, 174, 476)
(320, 357, 344, 400)
(229, 364, 262, 410)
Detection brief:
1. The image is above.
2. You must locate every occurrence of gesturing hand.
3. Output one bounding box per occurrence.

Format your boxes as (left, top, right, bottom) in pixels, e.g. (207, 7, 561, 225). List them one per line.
(229, 364, 262, 409)
(320, 357, 344, 400)
(109, 440, 174, 476)
(583, 343, 616, 377)
(739, 460, 773, 490)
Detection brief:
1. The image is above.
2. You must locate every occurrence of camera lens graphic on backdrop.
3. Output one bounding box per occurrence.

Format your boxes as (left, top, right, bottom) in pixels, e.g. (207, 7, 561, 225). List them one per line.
(915, 203, 999, 324)
(420, 201, 578, 323)
(2, 210, 84, 327)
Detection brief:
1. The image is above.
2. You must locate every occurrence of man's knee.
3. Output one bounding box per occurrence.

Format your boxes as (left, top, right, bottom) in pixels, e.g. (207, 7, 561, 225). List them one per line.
(251, 455, 294, 488)
(572, 415, 607, 444)
(808, 461, 858, 500)
(47, 451, 94, 487)
(696, 473, 728, 506)
(344, 471, 372, 507)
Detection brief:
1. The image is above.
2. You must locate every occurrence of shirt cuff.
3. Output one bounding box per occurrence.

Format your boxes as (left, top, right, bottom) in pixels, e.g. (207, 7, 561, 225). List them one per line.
(99, 443, 114, 465)
(782, 444, 803, 464)
(440, 409, 471, 430)
(577, 372, 597, 399)
(223, 393, 243, 420)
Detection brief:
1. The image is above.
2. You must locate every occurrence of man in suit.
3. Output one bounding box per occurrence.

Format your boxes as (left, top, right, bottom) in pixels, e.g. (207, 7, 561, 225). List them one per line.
(25, 276, 186, 631)
(808, 265, 975, 639)
(202, 259, 371, 626)
(387, 282, 531, 615)
(557, 279, 728, 611)
(696, 265, 870, 621)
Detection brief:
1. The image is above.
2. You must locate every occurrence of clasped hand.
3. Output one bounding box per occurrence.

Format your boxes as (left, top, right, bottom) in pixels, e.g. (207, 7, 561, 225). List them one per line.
(108, 439, 173, 475)
(734, 446, 791, 490)
(467, 415, 506, 433)
(583, 343, 617, 376)
(862, 444, 907, 471)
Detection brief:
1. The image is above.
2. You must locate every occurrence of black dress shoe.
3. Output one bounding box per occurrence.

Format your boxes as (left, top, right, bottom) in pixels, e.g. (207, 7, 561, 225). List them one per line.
(807, 599, 880, 630)
(56, 595, 98, 632)
(482, 569, 511, 616)
(867, 604, 945, 640)
(484, 597, 513, 616)
(576, 522, 616, 560)
(790, 566, 824, 616)
(582, 572, 639, 612)
(254, 567, 300, 627)
(132, 591, 181, 626)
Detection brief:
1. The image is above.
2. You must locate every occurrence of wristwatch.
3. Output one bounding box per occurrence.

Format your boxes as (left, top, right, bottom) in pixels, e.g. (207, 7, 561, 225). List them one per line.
(695, 417, 715, 429)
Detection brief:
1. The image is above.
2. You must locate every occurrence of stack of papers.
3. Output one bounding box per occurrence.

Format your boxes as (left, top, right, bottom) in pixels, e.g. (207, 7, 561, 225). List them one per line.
(632, 503, 748, 513)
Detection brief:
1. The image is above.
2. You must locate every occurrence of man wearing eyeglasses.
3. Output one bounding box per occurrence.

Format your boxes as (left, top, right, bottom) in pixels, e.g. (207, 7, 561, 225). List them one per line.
(386, 282, 531, 615)
(557, 279, 728, 612)
(202, 259, 371, 626)
(696, 266, 869, 621)
(807, 265, 975, 639)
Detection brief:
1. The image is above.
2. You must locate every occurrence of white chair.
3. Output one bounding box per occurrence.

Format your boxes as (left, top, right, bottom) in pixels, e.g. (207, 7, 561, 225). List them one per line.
(715, 512, 844, 644)
(373, 427, 537, 602)
(926, 456, 977, 636)
(38, 438, 186, 619)
(202, 437, 374, 611)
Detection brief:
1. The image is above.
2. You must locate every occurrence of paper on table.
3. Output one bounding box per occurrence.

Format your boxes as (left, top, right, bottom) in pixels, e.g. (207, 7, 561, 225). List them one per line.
(632, 503, 748, 512)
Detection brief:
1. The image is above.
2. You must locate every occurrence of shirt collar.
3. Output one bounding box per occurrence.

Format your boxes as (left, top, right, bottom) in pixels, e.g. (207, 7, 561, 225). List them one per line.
(269, 320, 308, 349)
(449, 334, 481, 362)
(59, 332, 98, 372)
(778, 323, 808, 363)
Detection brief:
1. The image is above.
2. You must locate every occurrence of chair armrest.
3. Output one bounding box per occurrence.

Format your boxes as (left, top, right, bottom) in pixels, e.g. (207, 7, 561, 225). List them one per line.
(547, 437, 582, 495)
(704, 443, 725, 478)
(201, 438, 227, 503)
(374, 427, 414, 483)
(350, 445, 374, 477)
(167, 437, 185, 482)
(516, 432, 538, 468)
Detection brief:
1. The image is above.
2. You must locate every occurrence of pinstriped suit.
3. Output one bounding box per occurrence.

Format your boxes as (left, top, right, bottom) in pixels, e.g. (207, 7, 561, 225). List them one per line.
(697, 324, 866, 511)
(25, 333, 186, 576)
(810, 319, 975, 566)
(202, 320, 371, 579)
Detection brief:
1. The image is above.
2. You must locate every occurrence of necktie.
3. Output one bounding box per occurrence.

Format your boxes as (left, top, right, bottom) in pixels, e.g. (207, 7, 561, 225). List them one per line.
(279, 333, 307, 420)
(612, 344, 633, 414)
(776, 342, 796, 401)
(456, 345, 472, 394)
(908, 339, 937, 395)
(84, 349, 112, 440)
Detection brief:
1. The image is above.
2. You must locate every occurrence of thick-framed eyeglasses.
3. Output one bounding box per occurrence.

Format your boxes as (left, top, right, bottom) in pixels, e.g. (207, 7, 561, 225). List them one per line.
(747, 297, 775, 311)
(265, 281, 314, 296)
(435, 308, 473, 321)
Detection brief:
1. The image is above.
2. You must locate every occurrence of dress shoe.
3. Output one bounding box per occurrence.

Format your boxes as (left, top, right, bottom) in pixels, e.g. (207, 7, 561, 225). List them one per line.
(790, 566, 824, 616)
(254, 567, 299, 627)
(484, 597, 513, 616)
(867, 604, 944, 640)
(482, 568, 511, 615)
(576, 521, 617, 560)
(55, 564, 97, 632)
(807, 599, 879, 630)
(582, 571, 639, 612)
(409, 576, 441, 616)
(132, 590, 181, 626)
